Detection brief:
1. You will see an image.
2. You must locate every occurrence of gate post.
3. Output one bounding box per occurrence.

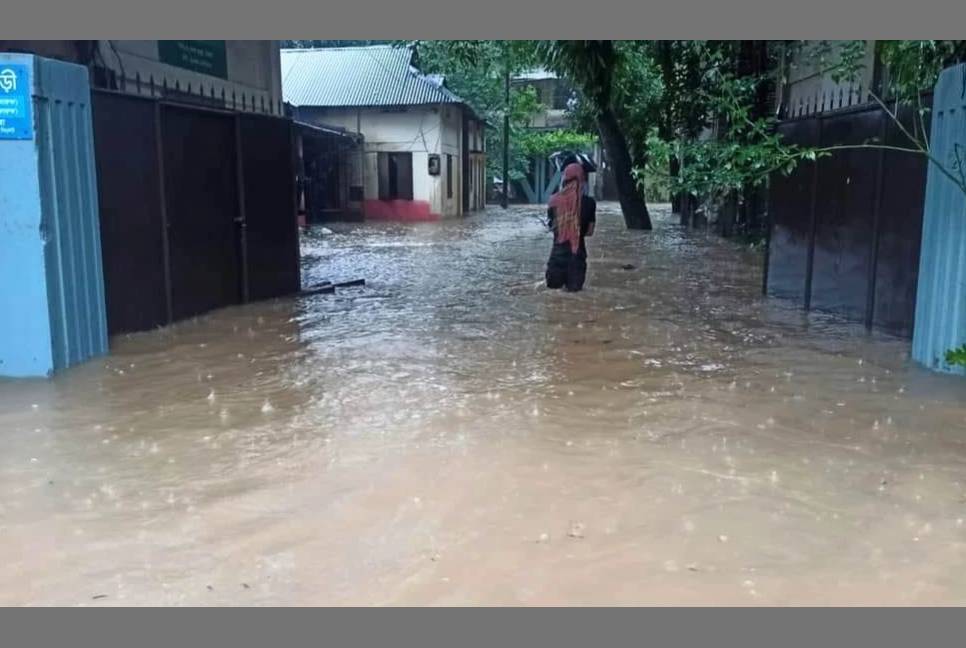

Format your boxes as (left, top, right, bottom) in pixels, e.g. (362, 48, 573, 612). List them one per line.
(912, 63, 966, 374)
(803, 117, 823, 312)
(865, 114, 888, 330)
(234, 115, 250, 303)
(0, 54, 108, 377)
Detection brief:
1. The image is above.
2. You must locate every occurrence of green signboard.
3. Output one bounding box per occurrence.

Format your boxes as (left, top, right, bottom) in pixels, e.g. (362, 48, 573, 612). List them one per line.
(157, 41, 228, 79)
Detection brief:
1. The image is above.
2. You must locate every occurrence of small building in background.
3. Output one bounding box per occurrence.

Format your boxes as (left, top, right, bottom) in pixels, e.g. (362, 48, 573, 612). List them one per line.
(513, 68, 573, 130)
(281, 45, 486, 222)
(511, 68, 606, 204)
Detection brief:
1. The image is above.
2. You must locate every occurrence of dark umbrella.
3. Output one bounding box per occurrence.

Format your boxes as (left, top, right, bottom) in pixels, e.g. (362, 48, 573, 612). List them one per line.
(549, 150, 597, 174)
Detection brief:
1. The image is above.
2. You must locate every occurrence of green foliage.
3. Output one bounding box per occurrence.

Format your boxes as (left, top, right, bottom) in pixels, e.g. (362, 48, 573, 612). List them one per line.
(621, 42, 817, 207)
(517, 129, 595, 158)
(785, 40, 869, 85)
(410, 40, 542, 181)
(539, 40, 664, 165)
(637, 166, 671, 203)
(946, 345, 966, 368)
(536, 40, 620, 111)
(800, 40, 966, 196)
(878, 41, 966, 100)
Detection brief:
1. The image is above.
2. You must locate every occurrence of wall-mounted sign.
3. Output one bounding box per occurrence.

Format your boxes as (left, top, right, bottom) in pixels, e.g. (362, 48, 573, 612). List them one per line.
(428, 154, 441, 176)
(158, 41, 228, 79)
(0, 64, 33, 140)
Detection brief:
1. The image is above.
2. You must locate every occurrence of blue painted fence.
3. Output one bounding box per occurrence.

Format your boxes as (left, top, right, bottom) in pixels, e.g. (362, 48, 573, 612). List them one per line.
(0, 54, 108, 377)
(912, 63, 966, 374)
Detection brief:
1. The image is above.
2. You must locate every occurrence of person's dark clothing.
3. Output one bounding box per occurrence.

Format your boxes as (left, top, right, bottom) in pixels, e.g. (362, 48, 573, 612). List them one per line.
(546, 196, 596, 292)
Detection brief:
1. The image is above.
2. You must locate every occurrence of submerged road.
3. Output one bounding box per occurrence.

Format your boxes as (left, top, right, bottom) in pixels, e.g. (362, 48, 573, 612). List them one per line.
(3, 203, 966, 605)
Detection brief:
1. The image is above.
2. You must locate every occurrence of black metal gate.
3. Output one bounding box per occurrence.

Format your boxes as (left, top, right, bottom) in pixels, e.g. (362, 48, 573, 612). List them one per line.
(765, 100, 930, 337)
(91, 90, 299, 336)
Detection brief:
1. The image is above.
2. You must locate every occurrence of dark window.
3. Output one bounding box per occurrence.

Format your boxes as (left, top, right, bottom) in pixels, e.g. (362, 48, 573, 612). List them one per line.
(377, 152, 413, 200)
(446, 154, 453, 199)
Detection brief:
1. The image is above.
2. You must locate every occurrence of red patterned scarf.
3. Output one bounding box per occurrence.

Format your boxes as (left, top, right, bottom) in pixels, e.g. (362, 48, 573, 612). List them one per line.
(549, 163, 585, 254)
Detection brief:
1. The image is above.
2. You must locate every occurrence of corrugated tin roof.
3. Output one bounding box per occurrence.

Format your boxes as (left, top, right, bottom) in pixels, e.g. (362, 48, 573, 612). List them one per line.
(280, 45, 471, 112)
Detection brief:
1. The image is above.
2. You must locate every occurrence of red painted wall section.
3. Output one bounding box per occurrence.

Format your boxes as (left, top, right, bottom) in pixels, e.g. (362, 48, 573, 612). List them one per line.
(363, 200, 440, 222)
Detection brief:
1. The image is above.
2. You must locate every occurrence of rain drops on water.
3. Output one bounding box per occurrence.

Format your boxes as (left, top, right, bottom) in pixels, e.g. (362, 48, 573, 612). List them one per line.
(261, 400, 275, 414)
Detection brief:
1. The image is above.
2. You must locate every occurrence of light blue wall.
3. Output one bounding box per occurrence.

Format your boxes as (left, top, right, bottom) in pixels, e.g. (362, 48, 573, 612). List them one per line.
(0, 54, 108, 378)
(912, 63, 966, 375)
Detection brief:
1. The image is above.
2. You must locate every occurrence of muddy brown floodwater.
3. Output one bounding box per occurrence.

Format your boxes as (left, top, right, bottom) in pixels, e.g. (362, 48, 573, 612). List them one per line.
(3, 203, 966, 606)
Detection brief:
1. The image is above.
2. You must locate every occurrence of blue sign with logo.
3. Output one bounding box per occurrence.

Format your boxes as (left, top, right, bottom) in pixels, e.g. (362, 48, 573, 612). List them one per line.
(0, 64, 33, 140)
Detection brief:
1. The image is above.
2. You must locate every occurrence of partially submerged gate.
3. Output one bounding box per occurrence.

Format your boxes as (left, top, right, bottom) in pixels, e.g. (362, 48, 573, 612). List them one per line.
(91, 90, 299, 336)
(766, 100, 929, 337)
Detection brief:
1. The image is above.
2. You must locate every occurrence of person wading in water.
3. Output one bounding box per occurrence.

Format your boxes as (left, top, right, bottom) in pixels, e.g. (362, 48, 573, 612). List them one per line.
(546, 162, 596, 292)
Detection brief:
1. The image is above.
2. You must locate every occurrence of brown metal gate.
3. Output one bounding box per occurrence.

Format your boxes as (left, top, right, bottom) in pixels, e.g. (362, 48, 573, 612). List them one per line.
(92, 92, 169, 334)
(238, 113, 299, 302)
(91, 90, 299, 336)
(162, 104, 242, 321)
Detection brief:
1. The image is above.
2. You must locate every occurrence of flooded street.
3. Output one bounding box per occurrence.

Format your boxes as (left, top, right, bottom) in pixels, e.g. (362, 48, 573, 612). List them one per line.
(4, 203, 966, 606)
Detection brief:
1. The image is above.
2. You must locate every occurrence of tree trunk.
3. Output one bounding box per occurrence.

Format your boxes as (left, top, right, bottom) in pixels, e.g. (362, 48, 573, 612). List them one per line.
(719, 191, 738, 238)
(669, 156, 681, 213)
(596, 107, 651, 230)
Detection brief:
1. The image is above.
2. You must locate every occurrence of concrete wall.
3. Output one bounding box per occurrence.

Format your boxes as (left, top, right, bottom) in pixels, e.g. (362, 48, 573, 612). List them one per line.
(0, 54, 109, 377)
(300, 104, 470, 220)
(0, 41, 282, 115)
(782, 40, 878, 115)
(106, 41, 282, 114)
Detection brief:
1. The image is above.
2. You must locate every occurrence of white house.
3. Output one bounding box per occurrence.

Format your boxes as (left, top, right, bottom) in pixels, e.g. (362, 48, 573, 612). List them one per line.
(280, 45, 486, 221)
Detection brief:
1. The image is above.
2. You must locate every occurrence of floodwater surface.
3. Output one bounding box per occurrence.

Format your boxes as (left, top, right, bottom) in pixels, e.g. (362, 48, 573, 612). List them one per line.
(3, 204, 966, 606)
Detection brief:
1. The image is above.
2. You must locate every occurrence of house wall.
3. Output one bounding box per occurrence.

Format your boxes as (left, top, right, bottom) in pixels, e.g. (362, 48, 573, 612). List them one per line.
(300, 104, 468, 220)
